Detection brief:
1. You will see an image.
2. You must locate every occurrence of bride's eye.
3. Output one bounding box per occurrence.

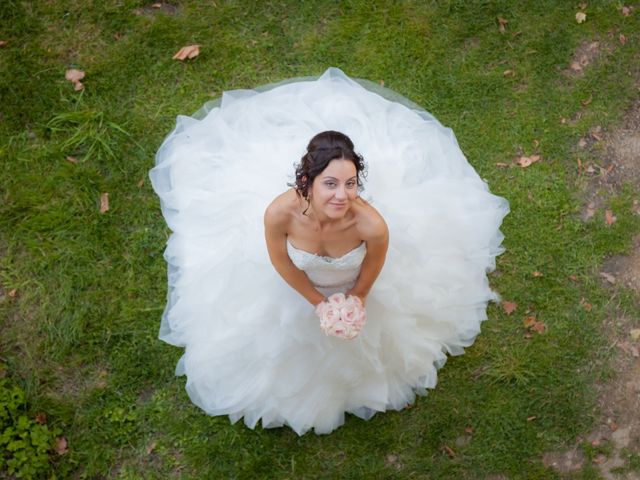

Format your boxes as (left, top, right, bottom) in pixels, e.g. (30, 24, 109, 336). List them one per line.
(325, 181, 336, 188)
(346, 181, 356, 188)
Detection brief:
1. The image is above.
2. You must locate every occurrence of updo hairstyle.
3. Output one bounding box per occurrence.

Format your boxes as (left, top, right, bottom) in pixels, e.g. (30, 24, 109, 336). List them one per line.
(292, 130, 366, 200)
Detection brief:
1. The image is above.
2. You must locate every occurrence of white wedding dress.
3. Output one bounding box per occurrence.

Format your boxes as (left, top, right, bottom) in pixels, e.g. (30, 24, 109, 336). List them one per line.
(150, 67, 509, 435)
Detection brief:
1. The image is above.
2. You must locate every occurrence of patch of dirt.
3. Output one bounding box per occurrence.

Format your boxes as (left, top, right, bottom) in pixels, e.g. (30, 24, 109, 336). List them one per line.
(564, 40, 615, 78)
(604, 235, 640, 295)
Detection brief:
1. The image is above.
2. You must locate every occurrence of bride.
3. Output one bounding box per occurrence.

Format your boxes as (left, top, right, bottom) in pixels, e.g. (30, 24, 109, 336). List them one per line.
(150, 68, 509, 435)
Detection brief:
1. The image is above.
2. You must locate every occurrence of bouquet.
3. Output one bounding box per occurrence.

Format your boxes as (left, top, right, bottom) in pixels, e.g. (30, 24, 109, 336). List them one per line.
(315, 293, 367, 340)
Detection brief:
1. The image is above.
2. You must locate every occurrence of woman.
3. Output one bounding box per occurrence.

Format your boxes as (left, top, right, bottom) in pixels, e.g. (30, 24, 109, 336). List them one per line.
(264, 130, 388, 308)
(150, 68, 509, 435)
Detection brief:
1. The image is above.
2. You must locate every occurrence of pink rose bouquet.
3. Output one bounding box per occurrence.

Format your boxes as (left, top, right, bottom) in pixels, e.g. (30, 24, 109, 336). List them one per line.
(315, 293, 367, 340)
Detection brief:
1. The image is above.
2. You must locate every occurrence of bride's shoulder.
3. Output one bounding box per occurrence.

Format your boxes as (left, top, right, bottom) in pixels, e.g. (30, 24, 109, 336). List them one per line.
(264, 189, 299, 228)
(353, 198, 388, 242)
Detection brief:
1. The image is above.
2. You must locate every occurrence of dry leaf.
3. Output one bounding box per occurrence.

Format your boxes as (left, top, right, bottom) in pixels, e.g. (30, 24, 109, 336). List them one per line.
(570, 61, 582, 72)
(523, 316, 546, 335)
(497, 17, 508, 33)
(621, 6, 631, 16)
(502, 301, 517, 315)
(576, 12, 587, 23)
(580, 298, 592, 311)
(581, 94, 593, 106)
(495, 162, 510, 168)
(66, 156, 78, 164)
(152, 2, 162, 7)
(146, 441, 157, 454)
(65, 68, 85, 91)
(533, 139, 540, 148)
(532, 321, 547, 333)
(604, 209, 616, 226)
(172, 45, 200, 61)
(523, 316, 537, 328)
(100, 193, 109, 214)
(569, 274, 578, 282)
(55, 437, 68, 455)
(532, 271, 543, 277)
(137, 178, 145, 188)
(516, 155, 541, 168)
(503, 69, 514, 77)
(35, 413, 47, 425)
(619, 34, 627, 45)
(442, 445, 456, 458)
(630, 329, 640, 341)
(593, 454, 607, 465)
(527, 416, 537, 422)
(599, 272, 616, 284)
(0, 40, 7, 47)
(465, 426, 474, 434)
(8, 289, 17, 298)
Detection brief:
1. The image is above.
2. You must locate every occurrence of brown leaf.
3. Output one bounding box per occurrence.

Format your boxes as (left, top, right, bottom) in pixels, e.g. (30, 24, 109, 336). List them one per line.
(495, 162, 511, 168)
(172, 45, 200, 61)
(0, 40, 7, 47)
(516, 155, 541, 168)
(146, 441, 157, 454)
(621, 6, 631, 16)
(576, 12, 587, 24)
(527, 416, 537, 422)
(533, 139, 540, 148)
(532, 271, 543, 277)
(35, 412, 47, 425)
(503, 69, 514, 77)
(570, 61, 583, 72)
(599, 272, 616, 284)
(65, 69, 85, 91)
(604, 209, 616, 226)
(532, 320, 547, 333)
(581, 94, 593, 106)
(502, 301, 517, 315)
(55, 437, 68, 455)
(580, 298, 592, 311)
(569, 274, 578, 282)
(151, 2, 162, 8)
(497, 17, 508, 33)
(630, 329, 640, 341)
(619, 34, 627, 45)
(8, 289, 17, 298)
(442, 445, 456, 458)
(100, 193, 109, 214)
(465, 426, 474, 435)
(66, 156, 78, 164)
(137, 178, 145, 188)
(523, 316, 537, 328)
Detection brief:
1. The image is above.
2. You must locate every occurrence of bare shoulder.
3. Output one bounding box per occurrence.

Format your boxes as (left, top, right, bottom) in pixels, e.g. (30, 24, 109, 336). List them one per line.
(353, 198, 388, 242)
(264, 189, 298, 230)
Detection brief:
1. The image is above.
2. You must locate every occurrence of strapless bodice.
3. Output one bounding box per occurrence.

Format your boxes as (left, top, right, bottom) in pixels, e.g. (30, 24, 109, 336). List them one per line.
(286, 240, 366, 295)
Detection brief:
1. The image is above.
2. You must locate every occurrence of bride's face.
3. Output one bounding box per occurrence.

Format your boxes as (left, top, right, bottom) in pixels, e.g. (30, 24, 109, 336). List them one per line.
(309, 158, 358, 219)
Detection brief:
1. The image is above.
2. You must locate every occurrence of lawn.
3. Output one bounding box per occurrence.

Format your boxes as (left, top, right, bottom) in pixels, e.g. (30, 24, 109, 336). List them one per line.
(1, 1, 639, 478)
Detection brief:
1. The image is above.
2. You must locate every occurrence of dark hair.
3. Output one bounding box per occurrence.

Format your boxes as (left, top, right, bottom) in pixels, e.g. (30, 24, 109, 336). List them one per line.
(292, 130, 366, 200)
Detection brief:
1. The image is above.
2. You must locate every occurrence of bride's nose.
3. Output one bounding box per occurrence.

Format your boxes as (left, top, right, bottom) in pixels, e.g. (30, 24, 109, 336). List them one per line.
(334, 185, 347, 200)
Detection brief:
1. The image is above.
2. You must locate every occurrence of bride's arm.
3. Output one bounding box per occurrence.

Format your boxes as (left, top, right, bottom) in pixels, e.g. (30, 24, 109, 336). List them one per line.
(347, 210, 389, 304)
(264, 203, 326, 306)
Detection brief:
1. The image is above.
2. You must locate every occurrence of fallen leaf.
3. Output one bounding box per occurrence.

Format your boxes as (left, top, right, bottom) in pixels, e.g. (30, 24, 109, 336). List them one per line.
(516, 155, 541, 168)
(523, 316, 537, 328)
(532, 320, 547, 333)
(608, 421, 618, 431)
(66, 156, 78, 164)
(581, 94, 593, 106)
(495, 162, 511, 168)
(442, 445, 456, 458)
(533, 139, 540, 148)
(503, 69, 514, 77)
(8, 289, 17, 298)
(502, 301, 517, 315)
(593, 454, 607, 465)
(570, 61, 583, 72)
(65, 68, 85, 91)
(146, 441, 157, 454)
(580, 298, 592, 311)
(527, 416, 537, 422)
(55, 437, 68, 455)
(630, 329, 640, 341)
(137, 178, 145, 188)
(599, 272, 616, 284)
(35, 413, 47, 424)
(604, 209, 616, 226)
(152, 2, 162, 7)
(497, 17, 508, 34)
(465, 426, 474, 434)
(576, 12, 587, 24)
(569, 274, 578, 282)
(100, 193, 109, 214)
(621, 6, 631, 16)
(532, 271, 543, 277)
(0, 40, 7, 47)
(585, 165, 596, 174)
(172, 44, 200, 61)
(619, 33, 626, 45)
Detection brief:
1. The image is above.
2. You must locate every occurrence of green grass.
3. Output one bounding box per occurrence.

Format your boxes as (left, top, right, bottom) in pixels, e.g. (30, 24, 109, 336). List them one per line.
(1, 0, 639, 478)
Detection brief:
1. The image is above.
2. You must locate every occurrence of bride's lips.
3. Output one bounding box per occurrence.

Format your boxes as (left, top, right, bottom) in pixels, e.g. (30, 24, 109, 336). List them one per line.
(329, 202, 347, 208)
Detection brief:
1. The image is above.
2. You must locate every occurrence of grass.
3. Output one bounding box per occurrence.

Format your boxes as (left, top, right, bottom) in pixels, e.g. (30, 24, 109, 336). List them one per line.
(1, 0, 639, 478)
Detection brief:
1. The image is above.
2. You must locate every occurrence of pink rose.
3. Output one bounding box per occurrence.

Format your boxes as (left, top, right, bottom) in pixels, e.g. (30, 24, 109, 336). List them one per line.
(327, 292, 347, 309)
(314, 294, 367, 339)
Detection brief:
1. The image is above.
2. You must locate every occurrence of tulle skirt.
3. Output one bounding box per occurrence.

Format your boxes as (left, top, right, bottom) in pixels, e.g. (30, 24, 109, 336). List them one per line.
(150, 67, 509, 435)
